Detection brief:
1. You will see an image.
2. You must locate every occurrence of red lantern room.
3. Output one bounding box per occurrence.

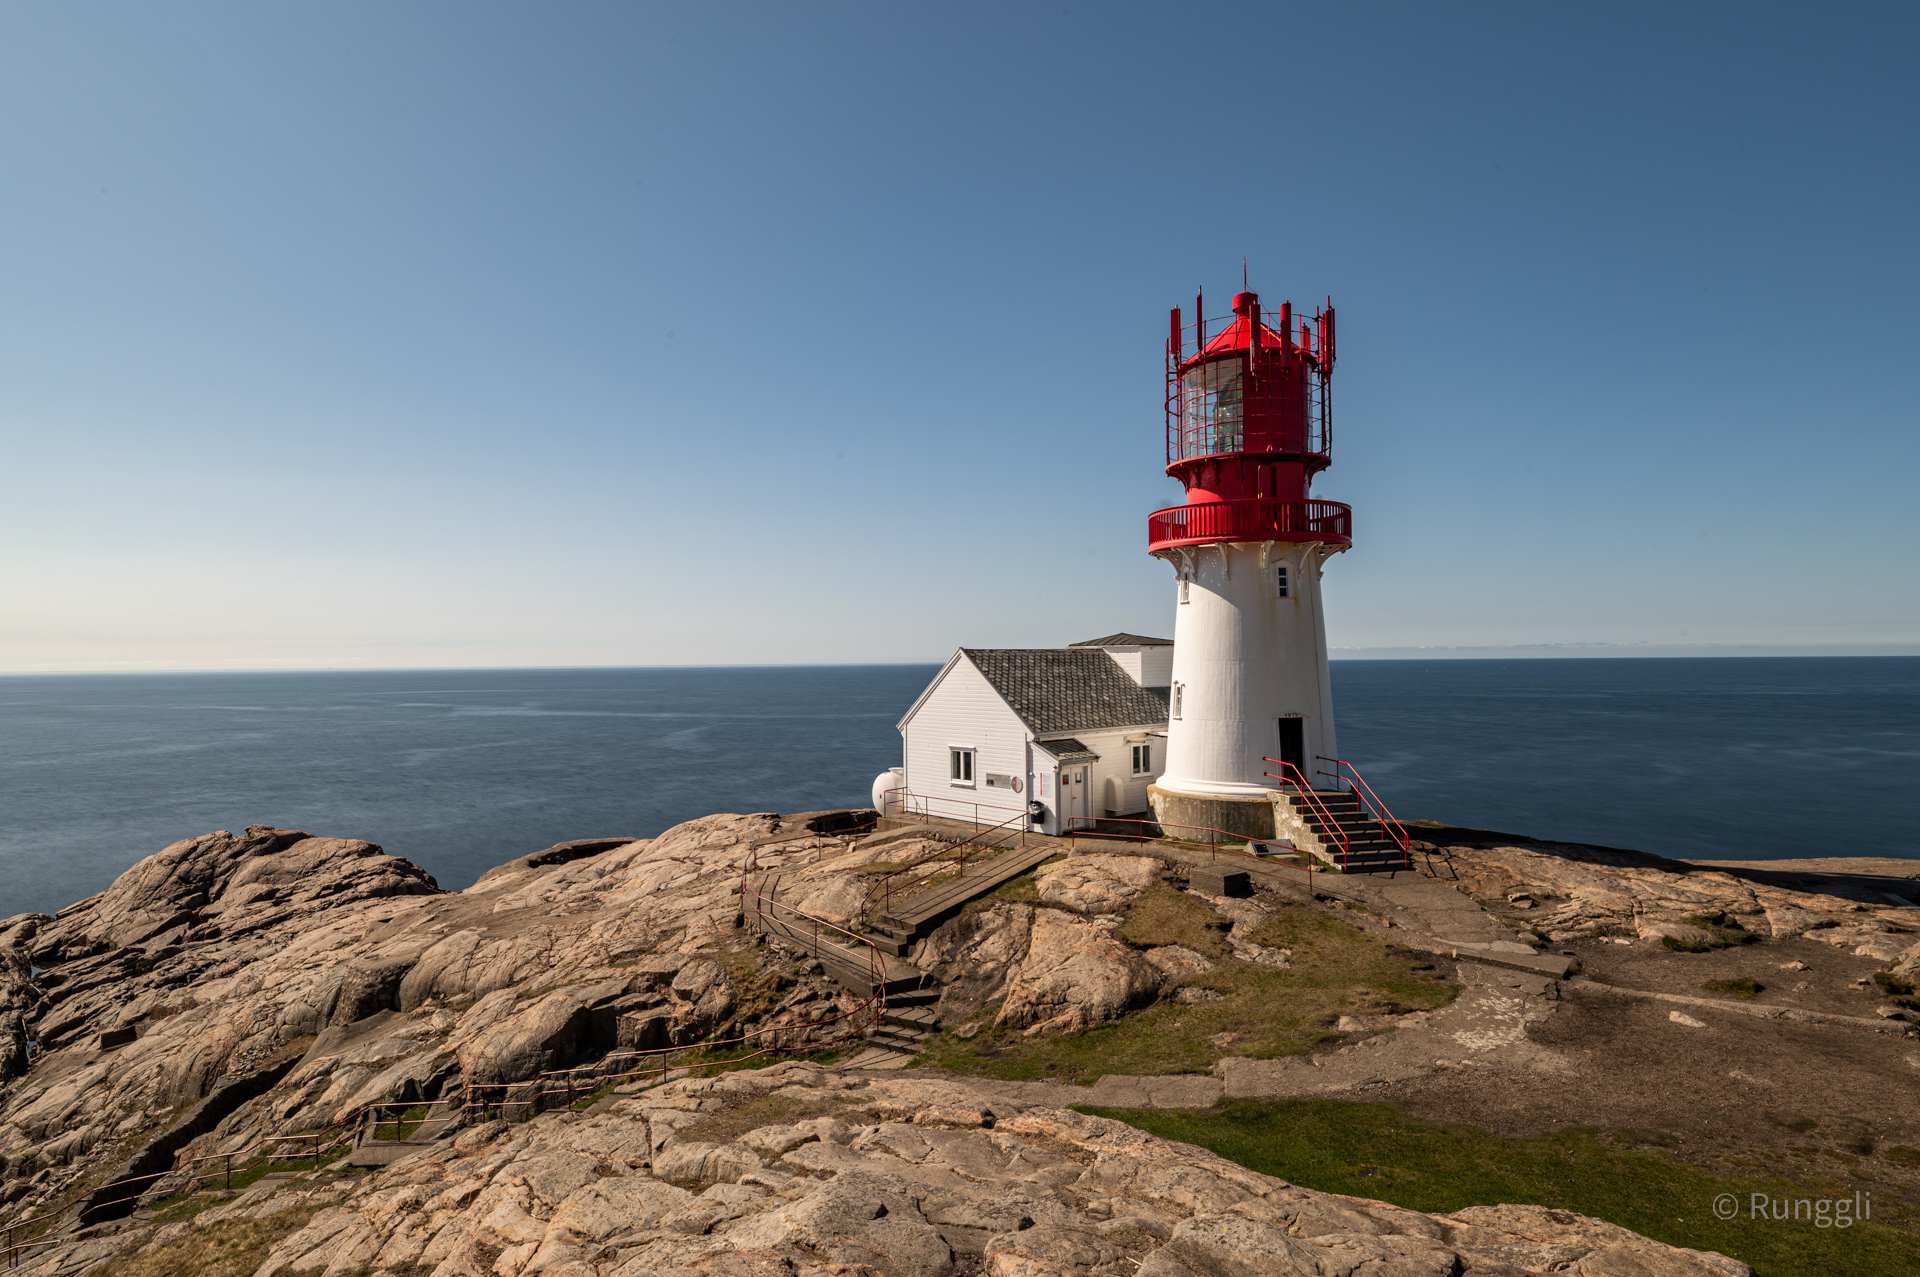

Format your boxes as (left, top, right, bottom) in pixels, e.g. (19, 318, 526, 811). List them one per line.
(1147, 288, 1353, 552)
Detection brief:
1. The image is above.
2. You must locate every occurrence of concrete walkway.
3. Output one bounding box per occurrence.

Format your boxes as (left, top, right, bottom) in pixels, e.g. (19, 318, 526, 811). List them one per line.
(903, 963, 1567, 1108)
(914, 1071, 1226, 1110)
(1215, 961, 1566, 1098)
(1323, 868, 1574, 979)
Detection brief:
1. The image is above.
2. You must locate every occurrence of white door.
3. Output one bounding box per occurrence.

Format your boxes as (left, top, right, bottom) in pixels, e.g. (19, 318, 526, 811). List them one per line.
(1066, 767, 1089, 828)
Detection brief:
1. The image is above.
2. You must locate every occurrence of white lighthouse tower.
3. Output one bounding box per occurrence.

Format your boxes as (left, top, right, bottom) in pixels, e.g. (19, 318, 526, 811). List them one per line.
(1147, 287, 1350, 839)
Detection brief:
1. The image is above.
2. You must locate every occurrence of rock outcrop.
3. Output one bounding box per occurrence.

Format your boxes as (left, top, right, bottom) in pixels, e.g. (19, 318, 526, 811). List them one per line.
(51, 1060, 1751, 1277)
(6, 813, 1909, 1277)
(0, 815, 863, 1226)
(1034, 854, 1158, 914)
(1421, 837, 1919, 961)
(994, 910, 1164, 1035)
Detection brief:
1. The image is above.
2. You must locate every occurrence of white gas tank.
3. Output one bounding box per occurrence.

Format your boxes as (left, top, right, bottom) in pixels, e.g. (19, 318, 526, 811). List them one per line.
(870, 767, 904, 815)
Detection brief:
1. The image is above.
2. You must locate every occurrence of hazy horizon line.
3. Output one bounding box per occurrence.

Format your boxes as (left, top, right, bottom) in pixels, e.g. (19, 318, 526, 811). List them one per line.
(2, 642, 1917, 677)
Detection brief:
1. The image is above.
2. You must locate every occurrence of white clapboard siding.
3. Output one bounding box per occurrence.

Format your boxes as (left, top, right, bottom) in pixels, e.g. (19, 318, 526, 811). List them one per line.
(900, 655, 1031, 826)
(1076, 729, 1164, 819)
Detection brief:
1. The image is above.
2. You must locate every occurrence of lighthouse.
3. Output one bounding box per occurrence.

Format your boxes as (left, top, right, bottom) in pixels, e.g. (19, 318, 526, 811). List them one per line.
(1146, 286, 1350, 839)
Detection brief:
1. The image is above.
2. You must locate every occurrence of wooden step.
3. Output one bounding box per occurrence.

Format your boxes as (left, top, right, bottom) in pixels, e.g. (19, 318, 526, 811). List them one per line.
(749, 873, 929, 994)
(878, 841, 1060, 938)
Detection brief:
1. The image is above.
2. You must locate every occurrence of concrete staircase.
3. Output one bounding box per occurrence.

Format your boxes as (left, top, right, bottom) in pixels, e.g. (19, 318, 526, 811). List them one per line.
(1279, 789, 1409, 874)
(840, 990, 941, 1069)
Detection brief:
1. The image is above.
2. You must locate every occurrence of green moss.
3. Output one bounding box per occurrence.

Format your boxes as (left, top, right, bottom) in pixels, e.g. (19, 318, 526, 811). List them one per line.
(1083, 1099, 1919, 1277)
(1704, 977, 1762, 1000)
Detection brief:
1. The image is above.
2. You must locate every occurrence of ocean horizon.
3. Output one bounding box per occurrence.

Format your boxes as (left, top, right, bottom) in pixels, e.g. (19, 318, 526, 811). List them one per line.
(2, 655, 1914, 920)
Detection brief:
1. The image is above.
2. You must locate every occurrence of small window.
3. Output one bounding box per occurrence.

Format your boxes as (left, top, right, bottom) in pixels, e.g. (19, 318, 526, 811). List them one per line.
(1132, 743, 1152, 775)
(1179, 571, 1190, 604)
(1275, 564, 1290, 598)
(949, 749, 975, 785)
(1171, 683, 1183, 719)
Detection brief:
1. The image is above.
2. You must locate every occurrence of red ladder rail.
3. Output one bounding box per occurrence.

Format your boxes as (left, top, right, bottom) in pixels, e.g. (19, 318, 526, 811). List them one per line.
(1317, 756, 1412, 870)
(1261, 758, 1351, 870)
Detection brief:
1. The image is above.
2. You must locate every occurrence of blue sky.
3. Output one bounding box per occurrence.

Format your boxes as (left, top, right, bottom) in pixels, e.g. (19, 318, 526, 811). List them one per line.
(1, 2, 1914, 670)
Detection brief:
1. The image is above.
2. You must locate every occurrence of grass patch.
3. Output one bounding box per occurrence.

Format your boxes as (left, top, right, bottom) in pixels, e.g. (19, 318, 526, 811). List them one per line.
(1872, 972, 1914, 996)
(918, 902, 1455, 1083)
(372, 1105, 430, 1140)
(1113, 887, 1232, 959)
(1082, 1098, 1919, 1277)
(144, 1145, 355, 1216)
(1704, 977, 1763, 1000)
(89, 1203, 331, 1277)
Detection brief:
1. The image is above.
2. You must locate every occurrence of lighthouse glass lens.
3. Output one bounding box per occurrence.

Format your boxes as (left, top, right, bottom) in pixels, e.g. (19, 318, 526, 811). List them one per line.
(1180, 361, 1243, 457)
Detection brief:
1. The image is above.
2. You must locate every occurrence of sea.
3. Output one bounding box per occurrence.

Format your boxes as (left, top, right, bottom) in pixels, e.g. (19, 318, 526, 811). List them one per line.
(1, 657, 1914, 920)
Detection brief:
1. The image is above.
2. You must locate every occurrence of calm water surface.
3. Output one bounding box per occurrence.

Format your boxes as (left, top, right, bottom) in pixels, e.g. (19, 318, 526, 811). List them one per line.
(0, 658, 1912, 918)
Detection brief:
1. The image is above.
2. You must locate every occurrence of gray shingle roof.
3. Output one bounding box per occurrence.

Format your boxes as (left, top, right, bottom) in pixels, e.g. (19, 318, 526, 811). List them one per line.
(1032, 737, 1099, 763)
(963, 649, 1171, 736)
(1069, 632, 1174, 648)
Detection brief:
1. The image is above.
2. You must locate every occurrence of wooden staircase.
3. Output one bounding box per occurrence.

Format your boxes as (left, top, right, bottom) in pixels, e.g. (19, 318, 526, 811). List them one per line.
(748, 835, 1067, 1067)
(747, 871, 939, 1068)
(867, 841, 1058, 955)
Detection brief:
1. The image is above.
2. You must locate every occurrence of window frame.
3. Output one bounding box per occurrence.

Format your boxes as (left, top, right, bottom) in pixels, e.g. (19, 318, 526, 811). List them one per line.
(948, 748, 976, 787)
(1275, 563, 1291, 599)
(1131, 743, 1152, 776)
(1171, 682, 1184, 720)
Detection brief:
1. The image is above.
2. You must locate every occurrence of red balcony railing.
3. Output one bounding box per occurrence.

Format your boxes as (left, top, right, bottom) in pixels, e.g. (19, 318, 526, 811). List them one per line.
(1147, 498, 1352, 550)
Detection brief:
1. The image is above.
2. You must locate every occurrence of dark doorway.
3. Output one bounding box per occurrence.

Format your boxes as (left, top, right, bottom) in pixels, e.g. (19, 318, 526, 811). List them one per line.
(1277, 717, 1305, 778)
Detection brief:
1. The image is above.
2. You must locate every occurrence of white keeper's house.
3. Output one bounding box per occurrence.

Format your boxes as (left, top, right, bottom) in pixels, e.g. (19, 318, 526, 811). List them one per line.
(872, 634, 1172, 837)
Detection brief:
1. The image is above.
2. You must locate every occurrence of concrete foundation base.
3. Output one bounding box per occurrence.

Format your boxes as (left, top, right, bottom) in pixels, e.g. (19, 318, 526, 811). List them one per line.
(1148, 786, 1276, 841)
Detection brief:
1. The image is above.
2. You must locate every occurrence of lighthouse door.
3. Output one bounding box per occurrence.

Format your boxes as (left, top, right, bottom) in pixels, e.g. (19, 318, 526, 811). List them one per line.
(1277, 718, 1306, 782)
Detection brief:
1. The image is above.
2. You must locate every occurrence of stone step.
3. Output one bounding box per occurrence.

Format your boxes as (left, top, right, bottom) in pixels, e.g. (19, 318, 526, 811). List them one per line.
(883, 987, 940, 1009)
(882, 1005, 939, 1031)
(841, 1045, 916, 1070)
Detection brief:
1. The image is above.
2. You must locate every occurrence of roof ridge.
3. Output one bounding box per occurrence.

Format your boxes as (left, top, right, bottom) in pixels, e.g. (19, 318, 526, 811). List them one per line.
(960, 648, 1171, 736)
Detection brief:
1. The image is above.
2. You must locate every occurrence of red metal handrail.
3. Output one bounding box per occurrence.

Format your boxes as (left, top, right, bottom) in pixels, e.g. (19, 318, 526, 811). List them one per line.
(1062, 816, 1318, 889)
(1262, 759, 1352, 870)
(1318, 756, 1412, 870)
(1147, 498, 1352, 551)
